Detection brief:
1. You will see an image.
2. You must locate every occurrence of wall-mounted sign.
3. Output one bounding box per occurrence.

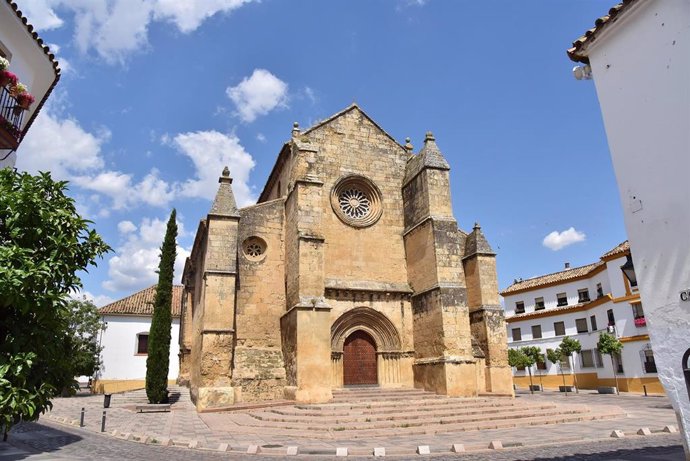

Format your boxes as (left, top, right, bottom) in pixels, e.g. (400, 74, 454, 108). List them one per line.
(680, 290, 690, 302)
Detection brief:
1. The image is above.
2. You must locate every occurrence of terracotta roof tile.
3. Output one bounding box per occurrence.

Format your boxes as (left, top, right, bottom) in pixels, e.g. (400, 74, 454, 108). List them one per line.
(568, 0, 639, 63)
(100, 285, 183, 318)
(601, 240, 629, 259)
(5, 1, 61, 75)
(501, 240, 630, 295)
(501, 262, 602, 295)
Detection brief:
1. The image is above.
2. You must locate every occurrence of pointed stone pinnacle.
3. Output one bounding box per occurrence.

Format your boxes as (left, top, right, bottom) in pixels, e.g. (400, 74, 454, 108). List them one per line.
(425, 131, 435, 142)
(222, 166, 230, 177)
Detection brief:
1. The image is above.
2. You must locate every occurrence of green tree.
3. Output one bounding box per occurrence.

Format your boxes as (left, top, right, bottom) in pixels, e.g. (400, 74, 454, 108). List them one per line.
(521, 346, 545, 392)
(546, 348, 568, 397)
(145, 209, 177, 404)
(66, 298, 107, 380)
(597, 332, 623, 395)
(508, 348, 536, 393)
(0, 170, 110, 440)
(559, 336, 582, 393)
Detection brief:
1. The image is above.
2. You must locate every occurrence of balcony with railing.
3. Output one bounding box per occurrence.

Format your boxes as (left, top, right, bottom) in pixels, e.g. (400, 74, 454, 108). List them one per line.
(0, 85, 24, 150)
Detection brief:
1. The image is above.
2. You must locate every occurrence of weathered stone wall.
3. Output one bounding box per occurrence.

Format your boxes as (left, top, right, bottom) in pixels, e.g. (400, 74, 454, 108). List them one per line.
(464, 255, 500, 309)
(404, 222, 438, 293)
(304, 109, 410, 287)
(233, 199, 287, 401)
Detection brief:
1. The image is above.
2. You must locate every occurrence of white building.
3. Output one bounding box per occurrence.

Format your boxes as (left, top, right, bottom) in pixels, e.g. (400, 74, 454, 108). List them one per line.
(568, 0, 690, 456)
(502, 241, 662, 394)
(0, 0, 61, 169)
(96, 285, 182, 394)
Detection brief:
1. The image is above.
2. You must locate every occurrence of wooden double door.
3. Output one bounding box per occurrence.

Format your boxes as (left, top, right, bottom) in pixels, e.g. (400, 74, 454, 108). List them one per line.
(342, 330, 378, 385)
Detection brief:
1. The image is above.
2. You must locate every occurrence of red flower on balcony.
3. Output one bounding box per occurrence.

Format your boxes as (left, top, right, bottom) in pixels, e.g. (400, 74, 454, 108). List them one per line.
(634, 317, 647, 327)
(16, 92, 35, 110)
(0, 70, 17, 88)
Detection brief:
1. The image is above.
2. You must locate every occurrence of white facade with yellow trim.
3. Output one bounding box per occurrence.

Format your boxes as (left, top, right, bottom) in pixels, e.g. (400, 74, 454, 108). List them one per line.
(502, 242, 662, 394)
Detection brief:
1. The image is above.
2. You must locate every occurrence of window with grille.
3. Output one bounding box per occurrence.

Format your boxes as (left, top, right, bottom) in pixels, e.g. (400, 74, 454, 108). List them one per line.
(515, 301, 525, 314)
(613, 352, 624, 374)
(554, 321, 565, 336)
(594, 349, 604, 368)
(537, 355, 547, 370)
(578, 288, 590, 303)
(576, 318, 588, 334)
(557, 292, 568, 307)
(641, 348, 657, 373)
(607, 309, 616, 326)
(631, 302, 645, 319)
(596, 283, 604, 298)
(534, 297, 545, 310)
(590, 315, 598, 332)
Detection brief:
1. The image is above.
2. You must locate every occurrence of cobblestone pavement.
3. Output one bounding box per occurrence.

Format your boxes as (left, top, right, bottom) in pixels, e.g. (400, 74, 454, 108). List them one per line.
(1, 420, 684, 460)
(23, 388, 683, 459)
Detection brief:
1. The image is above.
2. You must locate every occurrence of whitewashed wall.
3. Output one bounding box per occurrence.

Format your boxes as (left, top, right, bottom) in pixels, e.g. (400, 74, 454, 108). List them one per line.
(0, 2, 57, 169)
(583, 0, 690, 453)
(100, 315, 180, 380)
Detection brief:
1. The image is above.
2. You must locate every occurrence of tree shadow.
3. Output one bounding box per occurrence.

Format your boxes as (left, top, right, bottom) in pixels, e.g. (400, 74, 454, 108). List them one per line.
(4, 421, 83, 460)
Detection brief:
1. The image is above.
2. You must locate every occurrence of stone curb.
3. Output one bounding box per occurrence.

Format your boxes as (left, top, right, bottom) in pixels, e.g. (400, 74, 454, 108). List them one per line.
(39, 415, 681, 457)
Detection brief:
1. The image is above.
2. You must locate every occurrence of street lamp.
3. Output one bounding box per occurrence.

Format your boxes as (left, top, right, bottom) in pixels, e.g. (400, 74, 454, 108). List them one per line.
(620, 255, 637, 287)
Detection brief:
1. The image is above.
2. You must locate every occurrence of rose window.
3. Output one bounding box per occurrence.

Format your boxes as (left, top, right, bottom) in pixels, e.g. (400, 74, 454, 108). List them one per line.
(246, 242, 263, 257)
(242, 236, 267, 261)
(339, 188, 371, 219)
(330, 175, 383, 228)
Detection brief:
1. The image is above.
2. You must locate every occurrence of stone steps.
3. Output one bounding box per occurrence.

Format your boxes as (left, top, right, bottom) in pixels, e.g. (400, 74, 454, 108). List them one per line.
(242, 405, 590, 432)
(292, 398, 522, 414)
(220, 407, 622, 439)
(250, 405, 568, 427)
(329, 388, 436, 403)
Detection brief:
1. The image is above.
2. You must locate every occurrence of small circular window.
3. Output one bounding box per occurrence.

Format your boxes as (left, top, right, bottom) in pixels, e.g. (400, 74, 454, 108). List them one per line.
(243, 236, 267, 261)
(331, 175, 382, 228)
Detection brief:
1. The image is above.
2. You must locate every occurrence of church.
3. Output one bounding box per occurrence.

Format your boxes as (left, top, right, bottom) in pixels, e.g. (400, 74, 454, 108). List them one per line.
(178, 104, 512, 411)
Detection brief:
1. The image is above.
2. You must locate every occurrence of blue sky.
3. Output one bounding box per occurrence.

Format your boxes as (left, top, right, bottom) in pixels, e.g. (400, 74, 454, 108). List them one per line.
(15, 1, 625, 306)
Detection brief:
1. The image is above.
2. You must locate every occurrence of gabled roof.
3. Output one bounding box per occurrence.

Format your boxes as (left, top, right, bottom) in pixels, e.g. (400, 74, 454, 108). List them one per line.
(302, 103, 404, 149)
(501, 240, 630, 295)
(568, 0, 639, 63)
(100, 285, 184, 318)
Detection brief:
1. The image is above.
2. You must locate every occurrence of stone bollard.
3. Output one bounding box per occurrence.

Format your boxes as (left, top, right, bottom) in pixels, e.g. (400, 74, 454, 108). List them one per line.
(637, 428, 652, 436)
(489, 440, 503, 450)
(451, 444, 465, 453)
(610, 430, 625, 438)
(416, 445, 430, 455)
(336, 447, 348, 457)
(373, 447, 386, 457)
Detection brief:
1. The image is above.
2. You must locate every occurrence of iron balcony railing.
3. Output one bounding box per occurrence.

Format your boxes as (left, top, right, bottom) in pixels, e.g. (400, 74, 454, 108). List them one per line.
(0, 85, 24, 150)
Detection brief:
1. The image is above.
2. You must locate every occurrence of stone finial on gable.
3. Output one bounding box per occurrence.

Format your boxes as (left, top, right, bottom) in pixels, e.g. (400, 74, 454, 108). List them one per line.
(404, 137, 414, 152)
(210, 166, 240, 217)
(292, 122, 300, 137)
(464, 221, 495, 258)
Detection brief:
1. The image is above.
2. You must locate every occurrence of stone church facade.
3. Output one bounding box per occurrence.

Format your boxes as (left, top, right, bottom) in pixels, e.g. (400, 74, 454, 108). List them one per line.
(178, 105, 512, 411)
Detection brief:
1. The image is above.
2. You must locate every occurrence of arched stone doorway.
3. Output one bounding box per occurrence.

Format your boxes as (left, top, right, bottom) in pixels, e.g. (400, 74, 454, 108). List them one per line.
(343, 330, 378, 385)
(330, 307, 404, 388)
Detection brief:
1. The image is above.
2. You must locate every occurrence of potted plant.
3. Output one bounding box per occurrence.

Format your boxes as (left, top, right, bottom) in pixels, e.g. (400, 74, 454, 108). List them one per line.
(16, 92, 34, 110)
(10, 82, 27, 98)
(0, 57, 8, 71)
(0, 70, 17, 88)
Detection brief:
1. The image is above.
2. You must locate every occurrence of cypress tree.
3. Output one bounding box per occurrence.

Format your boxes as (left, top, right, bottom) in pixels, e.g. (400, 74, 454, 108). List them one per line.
(146, 209, 177, 404)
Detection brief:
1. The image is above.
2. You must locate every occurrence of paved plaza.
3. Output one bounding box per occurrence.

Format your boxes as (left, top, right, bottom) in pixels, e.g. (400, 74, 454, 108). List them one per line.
(1, 387, 685, 459)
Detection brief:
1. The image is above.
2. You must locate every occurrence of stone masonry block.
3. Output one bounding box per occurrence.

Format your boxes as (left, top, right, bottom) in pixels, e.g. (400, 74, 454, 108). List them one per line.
(610, 430, 625, 438)
(416, 445, 431, 455)
(217, 443, 230, 452)
(488, 440, 503, 449)
(336, 447, 348, 457)
(664, 425, 678, 433)
(247, 444, 261, 454)
(637, 427, 652, 436)
(374, 447, 386, 457)
(286, 446, 299, 455)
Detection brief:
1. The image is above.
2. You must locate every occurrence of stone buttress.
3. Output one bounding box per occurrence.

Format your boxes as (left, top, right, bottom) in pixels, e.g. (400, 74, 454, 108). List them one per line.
(402, 132, 479, 396)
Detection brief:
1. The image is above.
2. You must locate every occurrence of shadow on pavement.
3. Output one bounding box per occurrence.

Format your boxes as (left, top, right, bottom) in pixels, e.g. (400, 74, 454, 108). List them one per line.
(5, 421, 83, 459)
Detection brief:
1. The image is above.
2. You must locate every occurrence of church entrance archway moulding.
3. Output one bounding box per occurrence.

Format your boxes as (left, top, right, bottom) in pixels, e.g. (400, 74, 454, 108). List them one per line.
(330, 307, 405, 388)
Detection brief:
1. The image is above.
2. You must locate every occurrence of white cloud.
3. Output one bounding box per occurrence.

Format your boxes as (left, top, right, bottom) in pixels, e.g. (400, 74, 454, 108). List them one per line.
(117, 220, 137, 234)
(171, 130, 256, 206)
(17, 104, 176, 211)
(21, 0, 65, 30)
(226, 69, 288, 123)
(17, 110, 107, 178)
(543, 227, 586, 251)
(76, 291, 116, 308)
(256, 133, 266, 143)
(22, 0, 255, 64)
(103, 216, 190, 292)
